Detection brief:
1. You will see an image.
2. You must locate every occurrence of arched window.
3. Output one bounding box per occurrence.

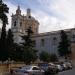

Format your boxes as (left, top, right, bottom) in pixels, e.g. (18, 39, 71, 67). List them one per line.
(72, 35, 75, 41)
(41, 39, 45, 46)
(14, 21, 16, 26)
(53, 37, 57, 45)
(28, 16, 31, 18)
(53, 37, 57, 40)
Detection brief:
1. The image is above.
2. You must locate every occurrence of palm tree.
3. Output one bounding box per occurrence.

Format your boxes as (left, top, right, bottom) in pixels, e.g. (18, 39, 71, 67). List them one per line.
(0, 0, 9, 42)
(0, 0, 9, 27)
(0, 0, 9, 61)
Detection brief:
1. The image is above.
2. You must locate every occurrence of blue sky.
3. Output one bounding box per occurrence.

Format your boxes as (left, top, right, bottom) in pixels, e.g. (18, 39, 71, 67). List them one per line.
(3, 0, 75, 33)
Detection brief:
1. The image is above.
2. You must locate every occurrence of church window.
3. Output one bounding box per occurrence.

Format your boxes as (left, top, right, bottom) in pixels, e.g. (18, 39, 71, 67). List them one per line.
(53, 37, 57, 40)
(53, 37, 57, 45)
(20, 22, 22, 27)
(28, 16, 31, 18)
(14, 21, 16, 26)
(72, 35, 75, 41)
(41, 39, 45, 46)
(72, 35, 75, 38)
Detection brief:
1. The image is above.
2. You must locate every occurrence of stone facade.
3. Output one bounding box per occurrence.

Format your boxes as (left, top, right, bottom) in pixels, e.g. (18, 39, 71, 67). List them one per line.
(32, 29, 73, 56)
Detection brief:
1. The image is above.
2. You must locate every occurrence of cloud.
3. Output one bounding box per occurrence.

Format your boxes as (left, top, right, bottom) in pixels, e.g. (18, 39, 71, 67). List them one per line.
(32, 10, 64, 32)
(36, 0, 75, 32)
(3, 0, 75, 33)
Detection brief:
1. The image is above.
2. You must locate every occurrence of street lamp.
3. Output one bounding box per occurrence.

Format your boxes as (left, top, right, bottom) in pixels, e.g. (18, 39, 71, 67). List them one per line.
(8, 58, 11, 73)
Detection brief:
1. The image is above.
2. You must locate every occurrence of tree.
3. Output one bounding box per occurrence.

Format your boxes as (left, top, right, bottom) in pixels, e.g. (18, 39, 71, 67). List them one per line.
(0, 25, 7, 60)
(50, 54, 58, 62)
(6, 29, 14, 59)
(21, 27, 38, 64)
(58, 30, 71, 59)
(0, 0, 9, 61)
(39, 51, 50, 62)
(7, 29, 23, 61)
(11, 43, 23, 61)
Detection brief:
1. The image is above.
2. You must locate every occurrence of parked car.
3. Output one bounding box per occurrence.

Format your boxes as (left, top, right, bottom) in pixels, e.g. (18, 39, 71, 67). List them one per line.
(54, 62, 65, 72)
(38, 63, 49, 71)
(38, 62, 58, 74)
(48, 63, 59, 74)
(56, 64, 63, 72)
(63, 62, 72, 70)
(14, 65, 44, 75)
(56, 62, 72, 71)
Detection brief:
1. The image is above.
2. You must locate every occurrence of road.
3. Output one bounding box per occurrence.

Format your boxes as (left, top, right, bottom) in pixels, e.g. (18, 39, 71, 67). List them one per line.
(1, 68, 75, 75)
(58, 68, 75, 75)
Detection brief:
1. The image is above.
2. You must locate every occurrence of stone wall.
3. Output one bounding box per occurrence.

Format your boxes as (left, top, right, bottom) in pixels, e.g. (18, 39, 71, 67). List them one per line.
(0, 63, 25, 75)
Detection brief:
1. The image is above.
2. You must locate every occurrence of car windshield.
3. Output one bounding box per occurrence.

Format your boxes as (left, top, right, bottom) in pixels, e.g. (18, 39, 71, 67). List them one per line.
(38, 63, 49, 66)
(21, 66, 31, 70)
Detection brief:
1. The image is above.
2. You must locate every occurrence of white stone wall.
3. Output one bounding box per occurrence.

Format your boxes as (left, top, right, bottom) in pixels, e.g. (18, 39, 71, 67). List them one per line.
(32, 29, 75, 56)
(32, 31, 60, 56)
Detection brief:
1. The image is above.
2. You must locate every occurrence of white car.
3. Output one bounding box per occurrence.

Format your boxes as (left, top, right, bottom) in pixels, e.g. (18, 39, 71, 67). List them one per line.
(15, 65, 44, 75)
(63, 62, 72, 70)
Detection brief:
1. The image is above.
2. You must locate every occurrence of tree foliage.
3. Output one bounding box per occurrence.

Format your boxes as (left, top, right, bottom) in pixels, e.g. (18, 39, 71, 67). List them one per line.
(11, 43, 23, 61)
(58, 30, 71, 58)
(39, 51, 50, 62)
(6, 29, 14, 60)
(39, 51, 58, 62)
(21, 27, 38, 64)
(7, 29, 23, 61)
(0, 0, 9, 26)
(0, 26, 7, 61)
(50, 54, 58, 62)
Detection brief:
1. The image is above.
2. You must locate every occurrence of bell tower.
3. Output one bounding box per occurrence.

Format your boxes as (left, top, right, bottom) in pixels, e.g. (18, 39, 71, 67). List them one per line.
(11, 6, 39, 44)
(11, 6, 23, 44)
(16, 5, 21, 15)
(11, 6, 22, 32)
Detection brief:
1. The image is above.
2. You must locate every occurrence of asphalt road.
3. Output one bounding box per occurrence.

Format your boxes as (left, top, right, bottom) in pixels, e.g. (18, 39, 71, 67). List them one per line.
(58, 68, 75, 75)
(2, 68, 75, 75)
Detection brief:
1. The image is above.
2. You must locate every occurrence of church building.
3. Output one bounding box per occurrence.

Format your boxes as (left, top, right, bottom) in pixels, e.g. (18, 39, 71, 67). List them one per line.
(11, 6, 75, 63)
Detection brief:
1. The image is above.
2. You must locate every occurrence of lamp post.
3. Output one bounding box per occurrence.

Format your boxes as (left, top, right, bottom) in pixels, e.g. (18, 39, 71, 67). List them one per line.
(8, 58, 11, 73)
